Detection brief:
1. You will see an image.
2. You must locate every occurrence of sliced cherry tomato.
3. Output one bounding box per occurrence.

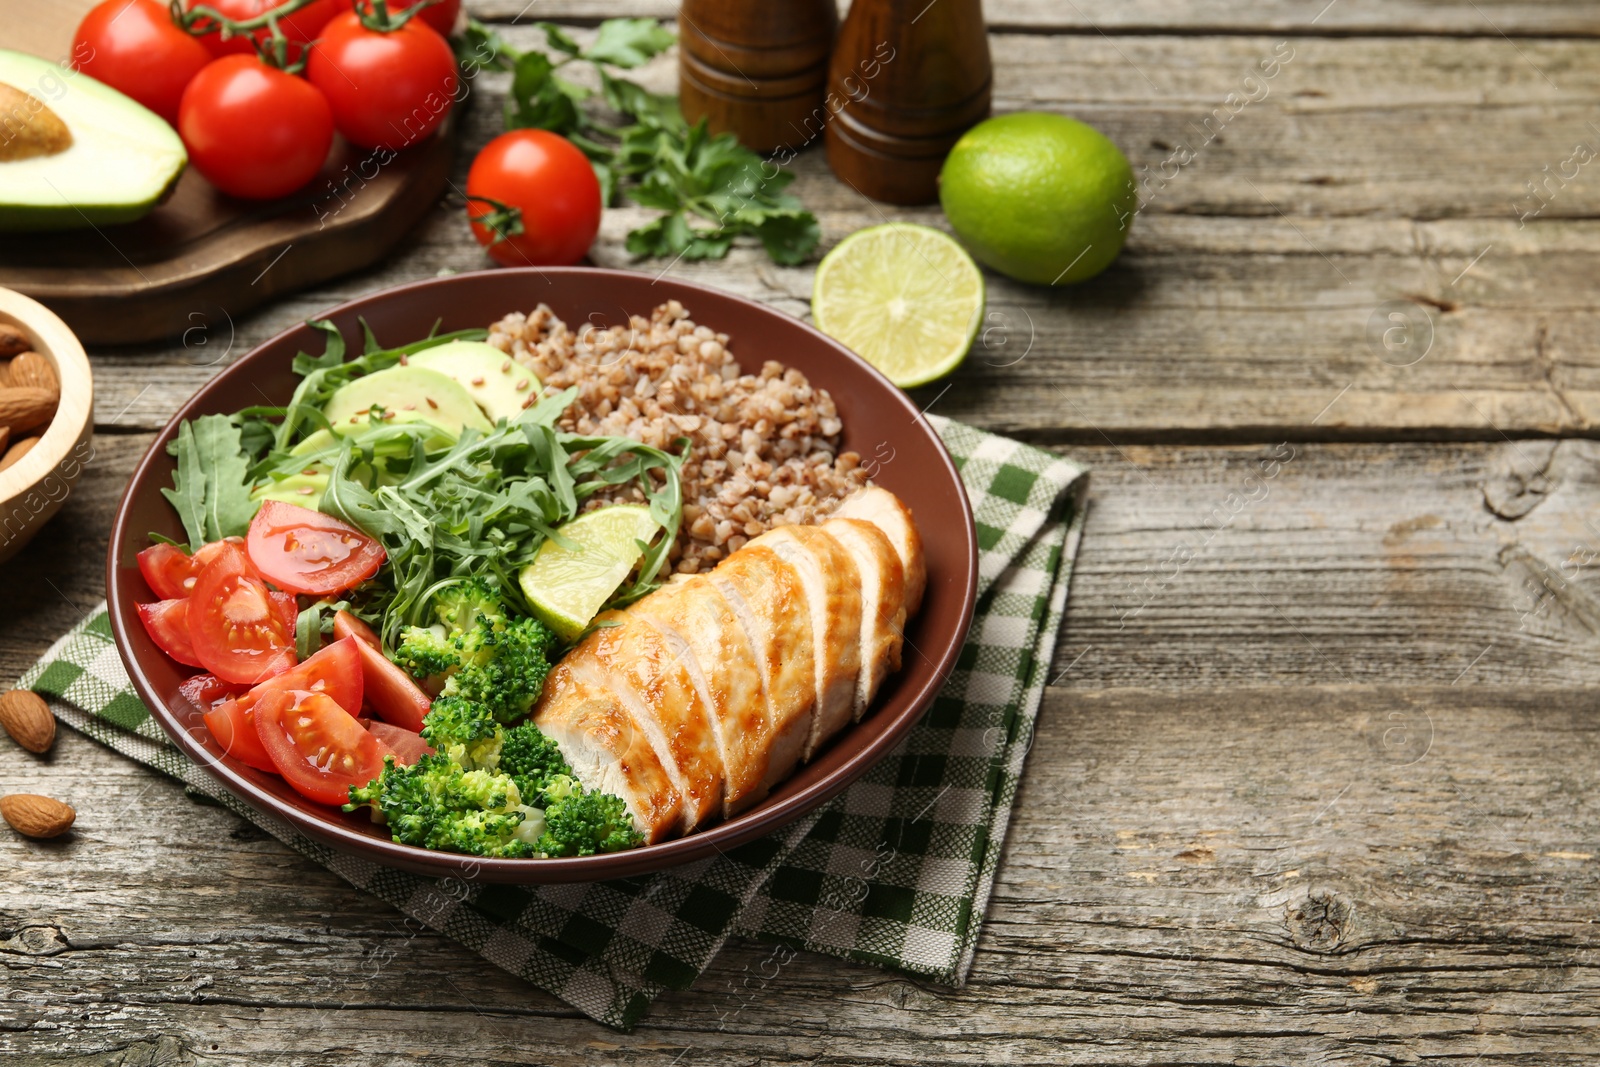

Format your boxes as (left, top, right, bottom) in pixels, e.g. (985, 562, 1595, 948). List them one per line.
(178, 672, 244, 712)
(202, 701, 279, 772)
(138, 543, 200, 600)
(72, 0, 213, 125)
(306, 12, 458, 153)
(246, 500, 386, 597)
(332, 609, 381, 649)
(466, 129, 602, 268)
(138, 598, 206, 668)
(185, 0, 350, 60)
(366, 721, 433, 766)
(187, 541, 297, 684)
(255, 690, 394, 805)
(270, 591, 301, 641)
(209, 635, 363, 721)
(178, 55, 334, 200)
(350, 637, 432, 732)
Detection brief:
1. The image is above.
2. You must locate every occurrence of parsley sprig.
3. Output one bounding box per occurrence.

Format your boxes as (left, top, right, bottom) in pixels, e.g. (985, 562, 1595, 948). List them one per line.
(458, 18, 820, 266)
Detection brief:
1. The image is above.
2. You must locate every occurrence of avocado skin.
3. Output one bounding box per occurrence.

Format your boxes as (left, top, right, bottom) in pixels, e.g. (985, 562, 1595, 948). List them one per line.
(0, 164, 185, 232)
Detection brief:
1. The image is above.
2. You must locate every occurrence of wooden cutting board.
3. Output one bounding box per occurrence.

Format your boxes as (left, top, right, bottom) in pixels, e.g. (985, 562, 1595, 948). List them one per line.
(0, 0, 462, 345)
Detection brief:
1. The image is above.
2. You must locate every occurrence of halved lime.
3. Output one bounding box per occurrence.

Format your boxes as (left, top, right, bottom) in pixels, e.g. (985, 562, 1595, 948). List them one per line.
(519, 505, 661, 642)
(811, 222, 986, 389)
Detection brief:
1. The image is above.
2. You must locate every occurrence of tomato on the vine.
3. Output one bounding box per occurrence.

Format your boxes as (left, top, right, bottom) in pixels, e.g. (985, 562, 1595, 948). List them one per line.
(466, 130, 602, 268)
(386, 0, 461, 38)
(178, 55, 334, 199)
(184, 0, 351, 60)
(306, 11, 458, 153)
(72, 0, 213, 125)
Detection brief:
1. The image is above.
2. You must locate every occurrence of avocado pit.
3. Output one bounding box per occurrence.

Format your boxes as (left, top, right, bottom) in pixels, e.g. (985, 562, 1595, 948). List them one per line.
(0, 81, 73, 162)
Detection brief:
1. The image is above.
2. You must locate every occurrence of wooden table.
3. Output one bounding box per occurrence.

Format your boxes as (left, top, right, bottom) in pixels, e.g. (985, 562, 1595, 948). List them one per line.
(6, 2, 1600, 1062)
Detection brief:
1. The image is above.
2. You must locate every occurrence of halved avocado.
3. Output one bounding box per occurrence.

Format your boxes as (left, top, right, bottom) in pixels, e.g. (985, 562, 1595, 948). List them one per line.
(0, 49, 186, 232)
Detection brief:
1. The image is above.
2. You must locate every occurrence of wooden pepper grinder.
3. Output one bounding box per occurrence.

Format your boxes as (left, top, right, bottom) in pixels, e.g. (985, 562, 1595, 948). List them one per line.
(825, 0, 992, 205)
(678, 0, 839, 154)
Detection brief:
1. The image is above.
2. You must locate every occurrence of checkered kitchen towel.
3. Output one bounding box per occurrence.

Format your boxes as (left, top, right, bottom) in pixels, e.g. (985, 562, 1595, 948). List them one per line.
(18, 415, 1086, 1029)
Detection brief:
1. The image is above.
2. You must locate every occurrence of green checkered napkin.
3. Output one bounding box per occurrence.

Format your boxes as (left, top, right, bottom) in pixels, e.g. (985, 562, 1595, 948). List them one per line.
(19, 415, 1086, 1029)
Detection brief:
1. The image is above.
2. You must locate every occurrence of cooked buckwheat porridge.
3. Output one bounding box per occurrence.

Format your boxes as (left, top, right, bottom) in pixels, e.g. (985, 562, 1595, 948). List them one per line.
(487, 300, 869, 574)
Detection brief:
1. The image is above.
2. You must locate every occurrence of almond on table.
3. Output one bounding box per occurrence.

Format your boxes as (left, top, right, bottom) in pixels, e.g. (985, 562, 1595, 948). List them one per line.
(0, 689, 55, 753)
(0, 794, 75, 839)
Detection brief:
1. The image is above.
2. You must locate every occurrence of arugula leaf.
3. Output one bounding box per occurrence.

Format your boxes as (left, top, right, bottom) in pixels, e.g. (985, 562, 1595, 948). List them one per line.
(583, 18, 676, 68)
(160, 415, 256, 549)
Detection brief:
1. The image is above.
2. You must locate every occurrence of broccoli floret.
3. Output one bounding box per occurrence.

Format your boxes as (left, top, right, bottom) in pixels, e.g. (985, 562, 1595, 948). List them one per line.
(394, 583, 556, 724)
(499, 720, 571, 798)
(431, 577, 506, 633)
(345, 753, 545, 859)
(535, 775, 642, 857)
(419, 695, 504, 771)
(391, 625, 462, 678)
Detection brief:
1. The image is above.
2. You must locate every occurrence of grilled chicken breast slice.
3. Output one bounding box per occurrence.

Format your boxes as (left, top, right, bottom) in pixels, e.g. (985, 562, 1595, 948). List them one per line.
(821, 517, 906, 720)
(627, 577, 773, 818)
(754, 525, 864, 759)
(532, 661, 683, 843)
(833, 486, 926, 616)
(710, 544, 815, 792)
(580, 609, 725, 832)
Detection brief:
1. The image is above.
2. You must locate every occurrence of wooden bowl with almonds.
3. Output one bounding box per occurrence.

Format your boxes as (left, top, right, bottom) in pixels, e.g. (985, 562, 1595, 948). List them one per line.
(0, 287, 92, 564)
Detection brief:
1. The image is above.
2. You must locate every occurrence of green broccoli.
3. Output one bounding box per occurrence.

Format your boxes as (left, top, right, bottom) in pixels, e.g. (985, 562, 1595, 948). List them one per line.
(346, 754, 545, 859)
(393, 580, 556, 723)
(536, 774, 642, 857)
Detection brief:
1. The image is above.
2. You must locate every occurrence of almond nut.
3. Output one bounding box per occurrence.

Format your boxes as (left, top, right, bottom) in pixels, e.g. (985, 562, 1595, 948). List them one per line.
(0, 324, 27, 359)
(0, 435, 40, 473)
(0, 689, 54, 753)
(0, 794, 75, 839)
(0, 387, 54, 436)
(8, 353, 57, 397)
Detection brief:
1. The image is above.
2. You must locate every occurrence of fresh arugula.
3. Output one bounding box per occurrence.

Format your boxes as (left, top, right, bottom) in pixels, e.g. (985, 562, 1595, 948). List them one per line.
(457, 18, 820, 266)
(160, 415, 257, 550)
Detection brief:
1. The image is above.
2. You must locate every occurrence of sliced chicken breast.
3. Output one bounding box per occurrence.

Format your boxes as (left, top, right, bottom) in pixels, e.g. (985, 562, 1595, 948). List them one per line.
(628, 576, 773, 818)
(710, 545, 815, 792)
(754, 525, 863, 759)
(579, 609, 724, 832)
(822, 517, 906, 720)
(833, 486, 926, 616)
(532, 661, 683, 843)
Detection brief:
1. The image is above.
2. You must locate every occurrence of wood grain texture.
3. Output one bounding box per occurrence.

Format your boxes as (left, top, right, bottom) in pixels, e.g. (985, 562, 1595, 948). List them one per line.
(78, 31, 1600, 439)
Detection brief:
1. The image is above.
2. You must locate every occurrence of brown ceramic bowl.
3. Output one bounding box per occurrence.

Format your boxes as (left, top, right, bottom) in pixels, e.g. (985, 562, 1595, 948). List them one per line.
(106, 268, 977, 883)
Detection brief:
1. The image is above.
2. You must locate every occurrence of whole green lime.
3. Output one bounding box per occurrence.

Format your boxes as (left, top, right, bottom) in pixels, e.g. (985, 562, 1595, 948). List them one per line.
(939, 112, 1136, 286)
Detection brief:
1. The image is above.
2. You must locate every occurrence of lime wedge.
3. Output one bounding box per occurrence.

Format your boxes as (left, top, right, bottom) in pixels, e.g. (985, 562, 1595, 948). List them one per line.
(519, 505, 661, 642)
(811, 222, 986, 389)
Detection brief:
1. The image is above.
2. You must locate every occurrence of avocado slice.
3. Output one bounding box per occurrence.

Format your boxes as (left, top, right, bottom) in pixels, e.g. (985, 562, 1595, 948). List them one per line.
(408, 342, 541, 424)
(251, 469, 330, 512)
(0, 49, 186, 232)
(323, 365, 494, 438)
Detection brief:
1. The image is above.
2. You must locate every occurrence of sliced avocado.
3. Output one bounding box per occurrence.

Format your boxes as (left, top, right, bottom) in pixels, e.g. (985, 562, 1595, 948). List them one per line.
(251, 470, 330, 511)
(0, 49, 186, 232)
(290, 428, 339, 457)
(323, 366, 494, 438)
(408, 342, 541, 424)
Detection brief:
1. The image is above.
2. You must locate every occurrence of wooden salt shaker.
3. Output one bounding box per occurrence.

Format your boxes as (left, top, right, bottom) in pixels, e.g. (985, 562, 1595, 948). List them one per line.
(825, 0, 992, 205)
(678, 0, 838, 154)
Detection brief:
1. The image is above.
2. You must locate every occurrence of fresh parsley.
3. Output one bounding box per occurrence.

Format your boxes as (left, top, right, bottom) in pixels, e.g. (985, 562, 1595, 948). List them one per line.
(458, 18, 820, 266)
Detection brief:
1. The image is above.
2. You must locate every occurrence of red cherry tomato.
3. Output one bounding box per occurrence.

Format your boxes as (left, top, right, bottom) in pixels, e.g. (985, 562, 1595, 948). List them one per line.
(255, 689, 395, 805)
(306, 12, 458, 153)
(178, 55, 334, 199)
(366, 721, 433, 766)
(137, 598, 206, 668)
(246, 500, 386, 597)
(72, 0, 213, 125)
(179, 672, 244, 712)
(331, 609, 380, 648)
(387, 0, 460, 38)
(466, 130, 602, 267)
(201, 636, 364, 771)
(185, 0, 350, 59)
(186, 541, 297, 684)
(350, 635, 432, 732)
(138, 542, 200, 600)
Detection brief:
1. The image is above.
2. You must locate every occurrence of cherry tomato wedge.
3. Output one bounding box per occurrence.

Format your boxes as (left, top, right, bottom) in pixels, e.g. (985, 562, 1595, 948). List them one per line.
(208, 635, 364, 725)
(187, 541, 297, 684)
(270, 590, 301, 640)
(255, 690, 395, 805)
(202, 701, 279, 772)
(350, 635, 432, 733)
(366, 721, 433, 766)
(179, 672, 244, 712)
(138, 543, 199, 600)
(331, 609, 380, 649)
(137, 598, 206, 668)
(246, 500, 386, 597)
